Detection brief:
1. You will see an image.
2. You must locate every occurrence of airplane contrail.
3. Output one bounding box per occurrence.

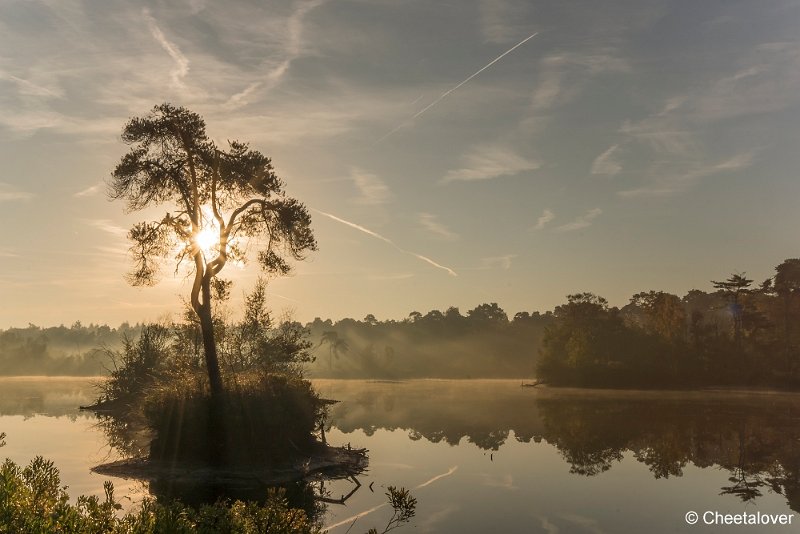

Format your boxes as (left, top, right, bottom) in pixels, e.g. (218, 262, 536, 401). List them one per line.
(312, 209, 458, 277)
(375, 32, 539, 144)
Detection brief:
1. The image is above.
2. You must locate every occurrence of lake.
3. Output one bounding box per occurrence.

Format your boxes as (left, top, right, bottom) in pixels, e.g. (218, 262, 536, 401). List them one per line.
(1, 377, 798, 533)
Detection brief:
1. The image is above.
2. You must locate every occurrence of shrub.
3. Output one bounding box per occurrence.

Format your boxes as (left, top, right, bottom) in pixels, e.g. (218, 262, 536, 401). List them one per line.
(0, 454, 320, 533)
(145, 371, 324, 466)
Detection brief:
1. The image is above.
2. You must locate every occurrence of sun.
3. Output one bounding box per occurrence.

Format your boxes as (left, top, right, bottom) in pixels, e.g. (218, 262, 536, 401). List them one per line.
(195, 227, 218, 254)
(193, 206, 221, 256)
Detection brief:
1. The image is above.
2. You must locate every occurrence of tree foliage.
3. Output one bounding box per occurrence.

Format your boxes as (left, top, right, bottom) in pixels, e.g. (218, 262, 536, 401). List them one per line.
(109, 103, 317, 395)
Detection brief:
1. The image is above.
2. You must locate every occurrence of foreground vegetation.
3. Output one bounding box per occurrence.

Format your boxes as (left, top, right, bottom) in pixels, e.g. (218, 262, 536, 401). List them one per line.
(0, 433, 414, 533)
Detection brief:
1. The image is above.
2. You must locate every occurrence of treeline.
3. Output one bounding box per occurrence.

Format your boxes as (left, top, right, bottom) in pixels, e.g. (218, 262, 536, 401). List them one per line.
(537, 259, 800, 388)
(305, 303, 553, 378)
(4, 258, 800, 385)
(0, 322, 140, 375)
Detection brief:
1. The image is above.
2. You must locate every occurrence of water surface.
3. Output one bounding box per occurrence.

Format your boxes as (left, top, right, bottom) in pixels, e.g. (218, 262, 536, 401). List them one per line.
(1, 377, 798, 533)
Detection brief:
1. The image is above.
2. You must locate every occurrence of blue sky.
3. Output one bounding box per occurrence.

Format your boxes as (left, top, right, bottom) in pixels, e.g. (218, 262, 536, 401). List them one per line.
(1, 0, 799, 327)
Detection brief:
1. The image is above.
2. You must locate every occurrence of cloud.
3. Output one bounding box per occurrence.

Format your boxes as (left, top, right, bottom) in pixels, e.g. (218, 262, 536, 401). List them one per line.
(0, 72, 63, 99)
(74, 182, 103, 198)
(419, 213, 458, 240)
(555, 208, 602, 232)
(477, 0, 533, 44)
(530, 51, 630, 112)
(618, 152, 754, 198)
(143, 8, 190, 89)
(0, 183, 33, 202)
(351, 168, 390, 205)
(312, 209, 458, 276)
(591, 144, 622, 175)
(224, 0, 327, 109)
(481, 254, 516, 270)
(368, 272, 414, 281)
(442, 145, 539, 183)
(83, 219, 128, 237)
(533, 208, 555, 230)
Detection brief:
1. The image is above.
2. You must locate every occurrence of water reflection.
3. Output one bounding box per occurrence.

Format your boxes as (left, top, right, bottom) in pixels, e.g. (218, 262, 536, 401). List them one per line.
(0, 377, 98, 419)
(320, 380, 800, 512)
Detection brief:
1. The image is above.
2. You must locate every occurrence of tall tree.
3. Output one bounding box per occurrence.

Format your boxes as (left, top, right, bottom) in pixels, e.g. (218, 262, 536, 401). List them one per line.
(109, 104, 317, 396)
(711, 273, 753, 349)
(629, 291, 686, 342)
(774, 259, 800, 370)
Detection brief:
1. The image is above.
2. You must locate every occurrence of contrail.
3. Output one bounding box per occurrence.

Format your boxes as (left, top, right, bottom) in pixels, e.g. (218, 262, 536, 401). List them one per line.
(375, 32, 539, 144)
(322, 466, 459, 531)
(415, 465, 458, 488)
(312, 209, 458, 277)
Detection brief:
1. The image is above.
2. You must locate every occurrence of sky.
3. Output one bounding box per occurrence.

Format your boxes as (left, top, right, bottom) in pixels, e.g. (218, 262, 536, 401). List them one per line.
(1, 0, 800, 327)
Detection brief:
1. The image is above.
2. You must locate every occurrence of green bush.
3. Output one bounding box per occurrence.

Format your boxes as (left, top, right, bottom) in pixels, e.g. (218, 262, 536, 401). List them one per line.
(0, 454, 320, 533)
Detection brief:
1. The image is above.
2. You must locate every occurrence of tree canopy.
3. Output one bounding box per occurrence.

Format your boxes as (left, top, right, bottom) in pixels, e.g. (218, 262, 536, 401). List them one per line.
(109, 103, 317, 394)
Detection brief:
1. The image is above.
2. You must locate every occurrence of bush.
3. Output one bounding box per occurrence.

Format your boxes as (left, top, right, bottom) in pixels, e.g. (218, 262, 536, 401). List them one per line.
(145, 372, 324, 466)
(0, 454, 320, 533)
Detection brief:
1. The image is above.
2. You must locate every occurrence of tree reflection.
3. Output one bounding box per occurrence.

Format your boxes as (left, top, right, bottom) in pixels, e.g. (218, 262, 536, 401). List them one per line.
(321, 381, 800, 512)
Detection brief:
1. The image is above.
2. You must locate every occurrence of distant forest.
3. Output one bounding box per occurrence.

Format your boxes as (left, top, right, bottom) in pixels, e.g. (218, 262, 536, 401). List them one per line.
(1, 258, 799, 387)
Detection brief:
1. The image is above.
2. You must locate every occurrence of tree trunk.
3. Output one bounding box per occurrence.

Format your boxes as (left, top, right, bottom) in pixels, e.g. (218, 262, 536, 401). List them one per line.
(198, 274, 226, 466)
(199, 275, 224, 398)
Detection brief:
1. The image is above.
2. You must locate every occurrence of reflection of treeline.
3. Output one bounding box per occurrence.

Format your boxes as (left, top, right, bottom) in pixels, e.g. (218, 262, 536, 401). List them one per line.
(322, 380, 800, 512)
(307, 304, 553, 378)
(536, 396, 800, 511)
(538, 259, 800, 387)
(0, 322, 140, 375)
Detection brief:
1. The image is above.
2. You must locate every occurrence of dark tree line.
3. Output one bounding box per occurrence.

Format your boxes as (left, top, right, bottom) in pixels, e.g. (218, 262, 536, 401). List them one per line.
(537, 259, 800, 388)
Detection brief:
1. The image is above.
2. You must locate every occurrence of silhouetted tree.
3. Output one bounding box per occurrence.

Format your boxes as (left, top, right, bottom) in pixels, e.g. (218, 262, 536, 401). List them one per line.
(319, 331, 349, 370)
(712, 273, 753, 349)
(774, 259, 800, 371)
(109, 104, 316, 397)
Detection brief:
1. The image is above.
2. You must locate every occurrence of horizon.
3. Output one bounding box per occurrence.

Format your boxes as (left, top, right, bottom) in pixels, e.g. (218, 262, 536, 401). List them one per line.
(2, 0, 799, 328)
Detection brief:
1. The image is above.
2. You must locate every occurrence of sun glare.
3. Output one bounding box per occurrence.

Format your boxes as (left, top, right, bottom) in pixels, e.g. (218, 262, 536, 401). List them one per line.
(193, 206, 220, 256)
(195, 227, 218, 254)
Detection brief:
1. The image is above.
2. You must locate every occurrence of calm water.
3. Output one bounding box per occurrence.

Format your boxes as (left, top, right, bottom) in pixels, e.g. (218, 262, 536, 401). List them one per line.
(1, 377, 799, 533)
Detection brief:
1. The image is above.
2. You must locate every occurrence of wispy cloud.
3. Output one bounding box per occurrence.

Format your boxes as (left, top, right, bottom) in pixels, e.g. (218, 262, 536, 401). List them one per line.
(351, 168, 390, 205)
(618, 152, 754, 198)
(530, 51, 630, 113)
(533, 208, 555, 230)
(74, 182, 103, 198)
(442, 145, 539, 183)
(83, 219, 128, 237)
(478, 0, 533, 44)
(419, 213, 458, 240)
(143, 8, 189, 89)
(368, 272, 414, 281)
(591, 144, 622, 175)
(481, 254, 516, 270)
(0, 183, 33, 202)
(0, 72, 63, 99)
(555, 208, 602, 232)
(224, 0, 326, 109)
(312, 209, 458, 276)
